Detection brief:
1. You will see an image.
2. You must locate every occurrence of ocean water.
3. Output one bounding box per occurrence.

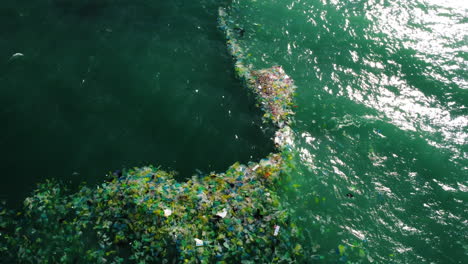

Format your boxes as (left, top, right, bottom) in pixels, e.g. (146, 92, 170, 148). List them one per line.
(0, 0, 274, 206)
(1, 0, 467, 263)
(228, 0, 467, 262)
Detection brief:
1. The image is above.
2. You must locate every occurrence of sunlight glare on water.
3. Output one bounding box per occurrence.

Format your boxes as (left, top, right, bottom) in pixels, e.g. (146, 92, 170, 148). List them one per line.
(230, 0, 467, 262)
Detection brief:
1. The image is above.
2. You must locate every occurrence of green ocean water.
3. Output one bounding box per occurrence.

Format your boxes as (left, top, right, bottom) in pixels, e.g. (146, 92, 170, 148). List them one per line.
(1, 0, 467, 263)
(0, 0, 274, 206)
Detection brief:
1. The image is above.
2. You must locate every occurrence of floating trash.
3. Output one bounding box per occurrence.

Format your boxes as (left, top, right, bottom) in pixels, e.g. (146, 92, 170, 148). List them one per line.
(215, 208, 228, 218)
(273, 225, 280, 236)
(0, 6, 306, 264)
(218, 7, 296, 129)
(1, 156, 303, 263)
(194, 238, 204, 247)
(164, 208, 173, 217)
(9, 52, 24, 61)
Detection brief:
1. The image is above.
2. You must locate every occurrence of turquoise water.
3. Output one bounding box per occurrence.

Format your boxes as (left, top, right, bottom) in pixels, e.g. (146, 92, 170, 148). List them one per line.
(229, 0, 467, 262)
(1, 0, 467, 263)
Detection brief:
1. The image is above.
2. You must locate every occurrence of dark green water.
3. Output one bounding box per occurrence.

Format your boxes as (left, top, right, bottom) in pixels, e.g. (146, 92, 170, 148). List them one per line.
(0, 0, 274, 205)
(1, 0, 467, 263)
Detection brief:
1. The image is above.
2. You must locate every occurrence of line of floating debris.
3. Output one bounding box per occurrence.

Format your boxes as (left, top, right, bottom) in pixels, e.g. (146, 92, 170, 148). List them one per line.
(218, 8, 296, 130)
(218, 7, 296, 151)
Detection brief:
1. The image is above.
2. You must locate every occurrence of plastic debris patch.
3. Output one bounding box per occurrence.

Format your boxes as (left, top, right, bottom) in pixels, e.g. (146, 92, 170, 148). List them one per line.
(2, 155, 303, 263)
(218, 7, 296, 129)
(249, 67, 296, 128)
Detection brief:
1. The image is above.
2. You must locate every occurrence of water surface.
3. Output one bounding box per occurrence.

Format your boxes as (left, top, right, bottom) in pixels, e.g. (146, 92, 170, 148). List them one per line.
(229, 0, 466, 262)
(0, 0, 274, 206)
(0, 0, 467, 263)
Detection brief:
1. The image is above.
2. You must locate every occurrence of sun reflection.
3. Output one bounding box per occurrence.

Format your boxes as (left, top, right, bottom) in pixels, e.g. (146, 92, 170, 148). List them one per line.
(368, 0, 468, 89)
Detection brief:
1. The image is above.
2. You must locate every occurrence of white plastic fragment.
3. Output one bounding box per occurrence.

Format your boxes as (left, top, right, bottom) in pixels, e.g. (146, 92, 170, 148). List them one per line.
(9, 53, 24, 60)
(194, 238, 204, 247)
(216, 208, 227, 218)
(273, 225, 280, 236)
(274, 126, 295, 148)
(164, 209, 172, 217)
